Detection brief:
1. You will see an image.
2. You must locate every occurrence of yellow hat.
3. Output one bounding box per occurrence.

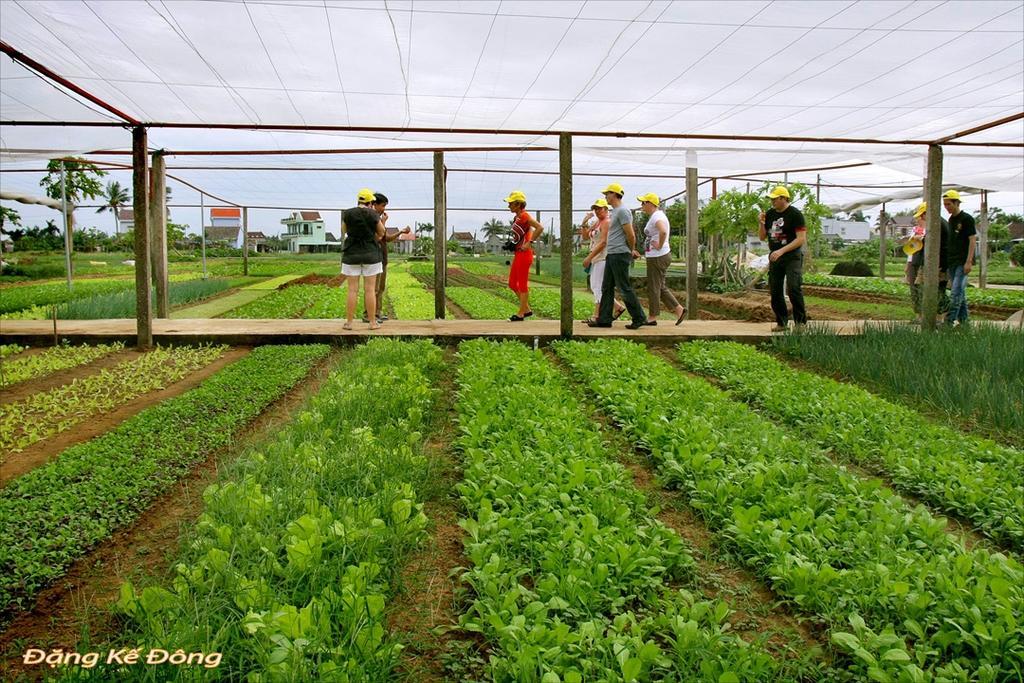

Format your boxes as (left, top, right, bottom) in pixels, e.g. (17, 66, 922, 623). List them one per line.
(768, 185, 790, 200)
(357, 188, 375, 203)
(903, 236, 923, 256)
(942, 189, 961, 202)
(601, 182, 625, 195)
(591, 198, 610, 210)
(913, 202, 927, 219)
(504, 190, 527, 204)
(636, 192, 660, 205)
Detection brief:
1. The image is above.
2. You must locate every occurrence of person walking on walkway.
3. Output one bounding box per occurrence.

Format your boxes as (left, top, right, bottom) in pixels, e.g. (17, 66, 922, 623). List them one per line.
(587, 183, 648, 329)
(758, 185, 808, 332)
(581, 198, 625, 324)
(341, 188, 384, 330)
(942, 190, 977, 327)
(363, 192, 410, 323)
(504, 190, 544, 321)
(638, 192, 686, 326)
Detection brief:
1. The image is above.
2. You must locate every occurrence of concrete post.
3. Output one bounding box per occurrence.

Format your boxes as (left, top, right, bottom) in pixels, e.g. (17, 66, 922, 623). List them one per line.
(559, 133, 573, 337)
(921, 145, 943, 330)
(149, 151, 169, 317)
(433, 151, 446, 319)
(686, 152, 699, 319)
(132, 127, 153, 349)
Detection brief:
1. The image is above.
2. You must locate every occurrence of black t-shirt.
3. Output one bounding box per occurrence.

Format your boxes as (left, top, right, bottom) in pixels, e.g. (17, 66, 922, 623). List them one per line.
(911, 218, 949, 269)
(765, 205, 806, 254)
(341, 206, 382, 265)
(945, 211, 977, 267)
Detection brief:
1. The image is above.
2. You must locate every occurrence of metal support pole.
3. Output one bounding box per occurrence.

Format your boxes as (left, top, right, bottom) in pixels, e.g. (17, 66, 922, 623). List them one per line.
(535, 210, 542, 275)
(816, 174, 821, 203)
(559, 133, 573, 338)
(921, 145, 943, 330)
(200, 191, 207, 279)
(433, 151, 446, 318)
(59, 161, 72, 291)
(149, 151, 169, 317)
(132, 126, 153, 349)
(979, 189, 989, 288)
(686, 152, 699, 319)
(242, 206, 249, 275)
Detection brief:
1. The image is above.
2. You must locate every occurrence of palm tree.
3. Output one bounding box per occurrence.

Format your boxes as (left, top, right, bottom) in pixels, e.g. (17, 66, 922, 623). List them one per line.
(96, 180, 130, 235)
(481, 217, 509, 241)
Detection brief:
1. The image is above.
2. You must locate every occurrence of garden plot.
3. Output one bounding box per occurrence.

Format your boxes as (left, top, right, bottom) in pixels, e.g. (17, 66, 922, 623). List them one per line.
(452, 340, 802, 682)
(0, 344, 330, 619)
(677, 340, 1024, 551)
(0, 342, 123, 388)
(556, 339, 1023, 682)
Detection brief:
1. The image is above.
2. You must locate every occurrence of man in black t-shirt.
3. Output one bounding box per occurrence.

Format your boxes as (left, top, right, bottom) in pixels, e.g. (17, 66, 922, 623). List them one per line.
(758, 185, 808, 331)
(942, 190, 977, 326)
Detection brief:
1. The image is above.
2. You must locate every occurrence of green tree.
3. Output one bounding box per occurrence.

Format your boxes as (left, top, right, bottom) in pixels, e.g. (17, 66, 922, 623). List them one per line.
(167, 221, 187, 246)
(481, 217, 508, 240)
(96, 180, 130, 235)
(664, 199, 687, 231)
(1, 206, 22, 232)
(40, 158, 107, 269)
(416, 222, 434, 236)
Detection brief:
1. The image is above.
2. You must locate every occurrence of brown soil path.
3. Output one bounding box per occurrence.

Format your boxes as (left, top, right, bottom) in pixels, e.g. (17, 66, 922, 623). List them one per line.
(387, 353, 478, 682)
(0, 348, 250, 487)
(545, 350, 827, 664)
(0, 351, 340, 682)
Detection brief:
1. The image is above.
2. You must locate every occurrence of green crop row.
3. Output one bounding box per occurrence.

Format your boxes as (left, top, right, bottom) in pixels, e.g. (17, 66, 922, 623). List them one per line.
(0, 345, 226, 456)
(0, 344, 330, 619)
(387, 269, 440, 319)
(301, 283, 349, 318)
(554, 339, 1024, 682)
(447, 286, 514, 319)
(454, 340, 790, 682)
(0, 278, 132, 315)
(0, 344, 25, 358)
(112, 340, 442, 680)
(222, 284, 331, 319)
(803, 274, 1024, 309)
(771, 323, 1024, 446)
(0, 342, 124, 388)
(676, 341, 1024, 551)
(50, 279, 233, 319)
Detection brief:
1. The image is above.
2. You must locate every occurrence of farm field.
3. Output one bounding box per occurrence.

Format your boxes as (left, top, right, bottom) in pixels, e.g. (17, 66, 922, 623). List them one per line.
(1, 324, 1022, 681)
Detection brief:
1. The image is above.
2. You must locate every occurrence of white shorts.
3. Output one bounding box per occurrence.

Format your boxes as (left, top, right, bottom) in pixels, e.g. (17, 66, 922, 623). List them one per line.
(341, 262, 383, 277)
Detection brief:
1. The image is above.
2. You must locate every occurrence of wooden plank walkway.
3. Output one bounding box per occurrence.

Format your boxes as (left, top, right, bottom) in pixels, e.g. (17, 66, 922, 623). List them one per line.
(2, 318, 884, 347)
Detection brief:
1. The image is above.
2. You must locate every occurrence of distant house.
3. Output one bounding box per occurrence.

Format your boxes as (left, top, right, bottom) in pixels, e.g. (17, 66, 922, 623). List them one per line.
(1008, 221, 1024, 241)
(822, 217, 872, 243)
(880, 214, 916, 240)
(483, 233, 506, 255)
(205, 225, 241, 248)
(248, 231, 269, 253)
(452, 231, 477, 251)
(210, 207, 241, 228)
(281, 211, 339, 253)
(117, 208, 134, 233)
(397, 228, 416, 254)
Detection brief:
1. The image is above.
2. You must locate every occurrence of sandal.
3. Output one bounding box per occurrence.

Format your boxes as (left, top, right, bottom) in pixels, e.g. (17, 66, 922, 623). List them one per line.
(524, 310, 534, 318)
(612, 307, 626, 321)
(342, 321, 353, 330)
(509, 314, 525, 322)
(369, 324, 382, 331)
(582, 317, 598, 324)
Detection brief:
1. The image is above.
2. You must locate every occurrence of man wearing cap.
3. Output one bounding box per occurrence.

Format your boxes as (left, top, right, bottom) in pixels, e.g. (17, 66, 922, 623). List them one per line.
(758, 185, 807, 331)
(942, 190, 977, 326)
(504, 190, 544, 321)
(340, 188, 385, 330)
(587, 183, 648, 329)
(581, 198, 625, 323)
(638, 193, 686, 326)
(906, 202, 949, 321)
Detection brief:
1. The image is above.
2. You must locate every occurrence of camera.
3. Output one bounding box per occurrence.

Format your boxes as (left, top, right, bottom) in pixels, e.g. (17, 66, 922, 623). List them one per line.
(501, 240, 516, 252)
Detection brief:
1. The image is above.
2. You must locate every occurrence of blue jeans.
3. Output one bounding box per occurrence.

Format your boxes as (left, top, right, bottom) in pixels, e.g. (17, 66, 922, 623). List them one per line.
(947, 264, 969, 324)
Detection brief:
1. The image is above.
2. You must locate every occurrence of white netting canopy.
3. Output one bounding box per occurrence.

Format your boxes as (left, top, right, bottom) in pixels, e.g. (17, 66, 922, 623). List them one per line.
(1, 0, 1022, 229)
